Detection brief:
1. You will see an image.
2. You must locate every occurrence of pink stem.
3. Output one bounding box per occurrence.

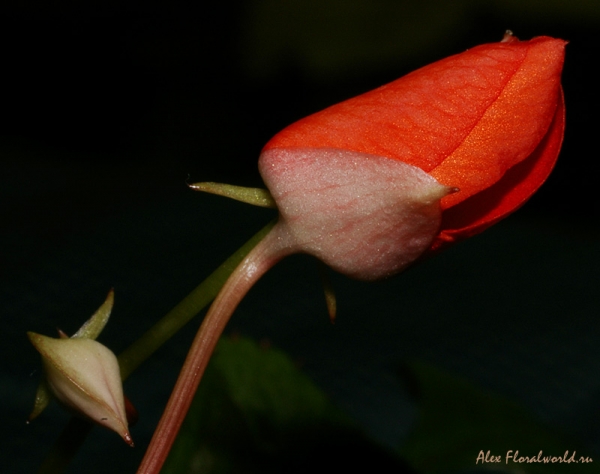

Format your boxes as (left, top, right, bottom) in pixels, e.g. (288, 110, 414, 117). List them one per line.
(137, 225, 292, 474)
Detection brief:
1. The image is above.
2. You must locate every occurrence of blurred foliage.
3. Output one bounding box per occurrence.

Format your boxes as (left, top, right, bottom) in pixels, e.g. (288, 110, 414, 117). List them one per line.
(161, 336, 597, 474)
(163, 335, 414, 473)
(398, 361, 596, 473)
(241, 0, 469, 79)
(241, 0, 600, 80)
(490, 0, 600, 20)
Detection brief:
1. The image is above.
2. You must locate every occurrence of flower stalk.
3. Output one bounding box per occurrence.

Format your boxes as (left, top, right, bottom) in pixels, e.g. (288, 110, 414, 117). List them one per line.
(137, 33, 566, 473)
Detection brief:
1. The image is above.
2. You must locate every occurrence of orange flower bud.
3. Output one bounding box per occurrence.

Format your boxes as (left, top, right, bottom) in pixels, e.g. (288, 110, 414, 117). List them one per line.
(140, 33, 565, 473)
(261, 33, 565, 255)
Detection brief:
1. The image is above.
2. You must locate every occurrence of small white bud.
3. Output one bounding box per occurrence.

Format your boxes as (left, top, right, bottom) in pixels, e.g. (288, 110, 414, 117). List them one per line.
(27, 290, 133, 446)
(28, 333, 133, 446)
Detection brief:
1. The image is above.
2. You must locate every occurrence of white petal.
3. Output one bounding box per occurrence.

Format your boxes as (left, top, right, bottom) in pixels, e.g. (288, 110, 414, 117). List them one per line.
(28, 332, 133, 446)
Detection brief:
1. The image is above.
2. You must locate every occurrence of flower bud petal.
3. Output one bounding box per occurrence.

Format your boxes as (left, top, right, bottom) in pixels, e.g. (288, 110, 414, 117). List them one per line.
(28, 332, 133, 446)
(260, 147, 454, 279)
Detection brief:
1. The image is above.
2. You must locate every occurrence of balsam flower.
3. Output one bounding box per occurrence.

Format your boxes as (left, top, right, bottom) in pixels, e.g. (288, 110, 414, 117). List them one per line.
(138, 32, 565, 472)
(28, 290, 133, 446)
(259, 32, 565, 262)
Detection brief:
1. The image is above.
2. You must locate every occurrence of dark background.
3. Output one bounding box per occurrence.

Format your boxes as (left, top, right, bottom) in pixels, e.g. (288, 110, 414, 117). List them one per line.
(2, 1, 600, 472)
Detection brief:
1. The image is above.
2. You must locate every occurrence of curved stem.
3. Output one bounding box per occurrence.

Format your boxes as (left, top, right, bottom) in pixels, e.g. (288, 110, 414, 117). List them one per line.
(137, 224, 293, 474)
(118, 221, 276, 381)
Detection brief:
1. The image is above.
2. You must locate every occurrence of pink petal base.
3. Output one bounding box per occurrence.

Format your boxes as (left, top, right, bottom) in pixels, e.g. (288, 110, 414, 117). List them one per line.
(260, 147, 454, 279)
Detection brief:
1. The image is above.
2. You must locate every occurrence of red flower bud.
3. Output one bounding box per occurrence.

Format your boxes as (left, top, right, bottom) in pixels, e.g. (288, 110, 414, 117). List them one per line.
(262, 33, 565, 255)
(139, 33, 565, 473)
